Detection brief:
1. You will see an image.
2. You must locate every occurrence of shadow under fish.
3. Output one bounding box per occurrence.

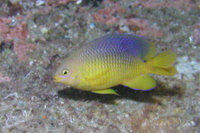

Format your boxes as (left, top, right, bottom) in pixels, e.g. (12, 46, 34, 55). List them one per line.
(57, 82, 184, 104)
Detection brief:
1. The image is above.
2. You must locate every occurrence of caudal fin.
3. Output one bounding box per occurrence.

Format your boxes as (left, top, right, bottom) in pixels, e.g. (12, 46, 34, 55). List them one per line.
(146, 49, 177, 76)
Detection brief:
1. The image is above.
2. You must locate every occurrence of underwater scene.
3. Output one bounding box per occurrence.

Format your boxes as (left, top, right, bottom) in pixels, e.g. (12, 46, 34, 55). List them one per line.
(0, 0, 200, 132)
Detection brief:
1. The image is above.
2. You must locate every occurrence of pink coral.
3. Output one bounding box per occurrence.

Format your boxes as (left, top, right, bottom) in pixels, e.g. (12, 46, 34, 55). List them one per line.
(92, 2, 125, 25)
(132, 0, 196, 12)
(0, 17, 11, 43)
(13, 40, 36, 61)
(137, 27, 163, 37)
(0, 16, 37, 61)
(122, 18, 149, 29)
(122, 18, 163, 37)
(4, 22, 28, 42)
(0, 72, 11, 83)
(45, 0, 75, 7)
(92, 2, 163, 37)
(0, 16, 29, 43)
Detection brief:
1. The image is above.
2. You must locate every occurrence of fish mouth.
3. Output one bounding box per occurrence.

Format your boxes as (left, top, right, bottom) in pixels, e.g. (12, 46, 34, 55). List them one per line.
(53, 79, 59, 83)
(53, 76, 62, 83)
(53, 75, 80, 88)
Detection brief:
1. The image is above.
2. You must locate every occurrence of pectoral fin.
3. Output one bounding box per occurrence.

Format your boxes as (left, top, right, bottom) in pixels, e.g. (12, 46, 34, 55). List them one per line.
(122, 75, 156, 91)
(82, 68, 110, 87)
(91, 89, 118, 95)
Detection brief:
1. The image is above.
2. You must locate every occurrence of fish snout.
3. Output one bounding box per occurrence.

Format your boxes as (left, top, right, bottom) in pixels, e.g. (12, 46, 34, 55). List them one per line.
(53, 76, 60, 83)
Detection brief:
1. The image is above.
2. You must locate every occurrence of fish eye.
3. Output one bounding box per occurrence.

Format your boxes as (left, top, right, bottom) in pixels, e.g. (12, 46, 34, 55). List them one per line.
(62, 70, 68, 75)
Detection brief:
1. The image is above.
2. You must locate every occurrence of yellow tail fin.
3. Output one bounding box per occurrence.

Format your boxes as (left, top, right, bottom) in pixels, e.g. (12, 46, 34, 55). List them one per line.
(146, 49, 177, 76)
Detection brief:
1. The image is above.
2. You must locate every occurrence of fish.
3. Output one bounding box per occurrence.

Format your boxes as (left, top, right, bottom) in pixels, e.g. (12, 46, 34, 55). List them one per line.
(53, 33, 177, 95)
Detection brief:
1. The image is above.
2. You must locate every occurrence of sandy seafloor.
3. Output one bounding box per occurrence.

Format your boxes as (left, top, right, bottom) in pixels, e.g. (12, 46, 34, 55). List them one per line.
(0, 0, 200, 132)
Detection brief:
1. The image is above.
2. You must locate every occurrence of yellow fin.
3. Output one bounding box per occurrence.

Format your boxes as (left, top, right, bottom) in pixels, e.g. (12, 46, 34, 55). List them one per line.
(146, 49, 177, 76)
(149, 66, 177, 76)
(83, 68, 110, 87)
(91, 89, 118, 95)
(122, 75, 156, 90)
(147, 49, 177, 68)
(143, 43, 156, 61)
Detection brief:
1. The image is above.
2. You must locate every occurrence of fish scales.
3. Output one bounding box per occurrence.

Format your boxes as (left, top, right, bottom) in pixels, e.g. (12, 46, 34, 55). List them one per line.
(75, 36, 144, 85)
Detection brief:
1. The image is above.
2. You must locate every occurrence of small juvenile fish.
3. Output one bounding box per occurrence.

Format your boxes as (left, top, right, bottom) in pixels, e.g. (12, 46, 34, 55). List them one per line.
(53, 33, 177, 95)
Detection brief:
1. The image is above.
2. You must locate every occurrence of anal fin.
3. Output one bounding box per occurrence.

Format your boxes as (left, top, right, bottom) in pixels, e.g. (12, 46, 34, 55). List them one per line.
(122, 75, 156, 91)
(91, 89, 118, 95)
